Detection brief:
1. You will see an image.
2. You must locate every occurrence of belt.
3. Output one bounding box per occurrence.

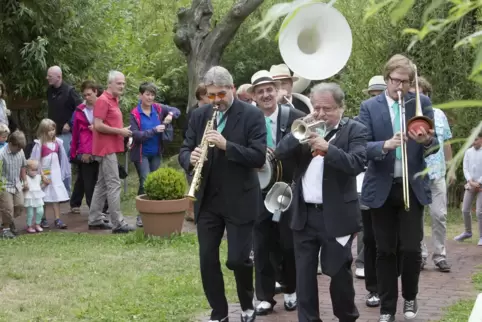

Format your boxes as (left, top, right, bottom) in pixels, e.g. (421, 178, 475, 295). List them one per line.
(306, 203, 323, 210)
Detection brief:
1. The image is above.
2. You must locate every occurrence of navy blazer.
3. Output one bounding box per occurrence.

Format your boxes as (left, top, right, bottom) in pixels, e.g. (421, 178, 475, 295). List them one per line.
(357, 91, 439, 209)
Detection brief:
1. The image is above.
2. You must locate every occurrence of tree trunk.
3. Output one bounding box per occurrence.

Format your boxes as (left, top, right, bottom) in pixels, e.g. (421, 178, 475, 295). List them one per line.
(174, 0, 264, 110)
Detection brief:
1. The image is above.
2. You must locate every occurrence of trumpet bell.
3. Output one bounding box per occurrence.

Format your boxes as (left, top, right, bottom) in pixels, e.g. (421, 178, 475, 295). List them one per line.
(278, 2, 352, 81)
(407, 116, 434, 137)
(291, 118, 327, 142)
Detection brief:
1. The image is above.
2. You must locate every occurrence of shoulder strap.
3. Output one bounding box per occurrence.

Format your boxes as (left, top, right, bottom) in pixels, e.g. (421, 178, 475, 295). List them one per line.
(279, 104, 290, 133)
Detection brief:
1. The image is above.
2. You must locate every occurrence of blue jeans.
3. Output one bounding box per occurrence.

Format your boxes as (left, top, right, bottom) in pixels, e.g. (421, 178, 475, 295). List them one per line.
(58, 133, 72, 196)
(134, 155, 162, 195)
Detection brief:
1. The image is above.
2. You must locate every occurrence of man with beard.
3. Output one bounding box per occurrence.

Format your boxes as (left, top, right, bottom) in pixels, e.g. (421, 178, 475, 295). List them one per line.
(179, 66, 266, 322)
(247, 70, 304, 315)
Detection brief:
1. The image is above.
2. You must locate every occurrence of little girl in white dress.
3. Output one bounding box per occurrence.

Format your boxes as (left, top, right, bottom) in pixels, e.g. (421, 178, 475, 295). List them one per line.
(30, 119, 71, 229)
(24, 160, 46, 233)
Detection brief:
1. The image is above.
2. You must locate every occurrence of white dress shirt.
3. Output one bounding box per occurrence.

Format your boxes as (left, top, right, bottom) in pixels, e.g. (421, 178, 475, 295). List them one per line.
(463, 146, 482, 183)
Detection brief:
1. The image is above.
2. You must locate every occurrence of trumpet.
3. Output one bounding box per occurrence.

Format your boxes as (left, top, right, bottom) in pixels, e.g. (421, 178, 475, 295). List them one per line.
(291, 115, 327, 157)
(185, 105, 219, 200)
(397, 90, 410, 211)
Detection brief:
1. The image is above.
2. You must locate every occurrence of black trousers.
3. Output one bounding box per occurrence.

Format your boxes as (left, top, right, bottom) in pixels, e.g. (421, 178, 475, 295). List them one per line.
(70, 162, 108, 211)
(197, 196, 255, 321)
(371, 182, 424, 315)
(254, 209, 296, 304)
(362, 209, 404, 294)
(293, 204, 359, 322)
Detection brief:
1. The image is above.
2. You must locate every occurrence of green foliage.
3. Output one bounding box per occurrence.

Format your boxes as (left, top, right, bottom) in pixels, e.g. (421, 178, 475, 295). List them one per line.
(144, 167, 187, 201)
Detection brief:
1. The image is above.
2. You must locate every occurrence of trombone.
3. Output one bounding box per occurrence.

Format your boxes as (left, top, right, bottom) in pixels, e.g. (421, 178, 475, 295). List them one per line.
(397, 90, 410, 211)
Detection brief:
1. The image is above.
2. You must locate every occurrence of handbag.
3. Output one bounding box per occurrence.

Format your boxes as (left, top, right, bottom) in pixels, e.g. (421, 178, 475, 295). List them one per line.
(162, 123, 174, 142)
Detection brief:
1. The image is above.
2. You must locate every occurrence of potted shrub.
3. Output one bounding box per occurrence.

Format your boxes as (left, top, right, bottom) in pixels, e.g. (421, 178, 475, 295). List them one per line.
(135, 167, 189, 237)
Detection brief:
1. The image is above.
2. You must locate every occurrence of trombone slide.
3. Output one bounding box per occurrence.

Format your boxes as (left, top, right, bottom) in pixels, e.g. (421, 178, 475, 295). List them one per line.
(397, 91, 410, 211)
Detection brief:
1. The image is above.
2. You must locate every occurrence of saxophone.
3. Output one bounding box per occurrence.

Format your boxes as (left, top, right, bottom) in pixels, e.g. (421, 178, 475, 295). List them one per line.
(185, 105, 219, 200)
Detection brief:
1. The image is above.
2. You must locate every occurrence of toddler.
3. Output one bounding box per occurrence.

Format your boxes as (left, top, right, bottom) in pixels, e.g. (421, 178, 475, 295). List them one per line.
(24, 160, 46, 233)
(0, 123, 9, 149)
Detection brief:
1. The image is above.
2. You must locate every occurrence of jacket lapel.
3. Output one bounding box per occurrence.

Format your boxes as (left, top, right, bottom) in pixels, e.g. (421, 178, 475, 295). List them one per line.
(377, 94, 394, 137)
(222, 99, 243, 139)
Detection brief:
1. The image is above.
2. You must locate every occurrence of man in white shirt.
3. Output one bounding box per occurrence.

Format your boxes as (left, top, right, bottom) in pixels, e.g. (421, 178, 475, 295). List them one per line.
(276, 82, 367, 322)
(455, 132, 482, 246)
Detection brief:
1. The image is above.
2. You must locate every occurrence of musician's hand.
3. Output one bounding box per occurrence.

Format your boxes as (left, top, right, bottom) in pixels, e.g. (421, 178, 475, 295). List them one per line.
(205, 130, 227, 150)
(277, 89, 288, 104)
(190, 147, 203, 166)
(383, 132, 405, 151)
(306, 132, 329, 152)
(408, 127, 434, 145)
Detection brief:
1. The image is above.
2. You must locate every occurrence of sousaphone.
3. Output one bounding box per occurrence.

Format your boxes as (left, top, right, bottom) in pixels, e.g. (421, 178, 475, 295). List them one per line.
(278, 2, 352, 81)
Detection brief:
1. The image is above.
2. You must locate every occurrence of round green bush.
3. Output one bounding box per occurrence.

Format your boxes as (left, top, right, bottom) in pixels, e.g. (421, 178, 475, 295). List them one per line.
(143, 167, 187, 200)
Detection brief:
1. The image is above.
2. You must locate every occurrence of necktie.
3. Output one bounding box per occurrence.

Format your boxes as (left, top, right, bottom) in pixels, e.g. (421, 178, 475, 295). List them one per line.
(217, 111, 226, 133)
(392, 102, 401, 159)
(265, 117, 274, 149)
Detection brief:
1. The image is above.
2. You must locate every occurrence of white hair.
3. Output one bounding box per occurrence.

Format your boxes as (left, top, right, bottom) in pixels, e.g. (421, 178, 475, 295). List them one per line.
(204, 66, 233, 87)
(107, 70, 124, 84)
(48, 66, 62, 76)
(311, 82, 345, 109)
(236, 84, 251, 95)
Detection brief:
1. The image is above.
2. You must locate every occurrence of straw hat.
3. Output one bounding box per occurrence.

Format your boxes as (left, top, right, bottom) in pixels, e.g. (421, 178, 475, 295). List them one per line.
(363, 75, 386, 94)
(269, 64, 299, 82)
(247, 70, 279, 93)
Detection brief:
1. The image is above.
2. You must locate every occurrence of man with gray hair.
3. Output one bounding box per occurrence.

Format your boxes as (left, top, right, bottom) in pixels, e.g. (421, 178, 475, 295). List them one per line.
(179, 66, 266, 322)
(236, 84, 253, 104)
(88, 71, 134, 234)
(276, 82, 367, 322)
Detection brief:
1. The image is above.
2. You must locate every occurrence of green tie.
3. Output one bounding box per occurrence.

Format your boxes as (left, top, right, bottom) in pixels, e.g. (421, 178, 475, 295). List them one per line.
(265, 117, 274, 149)
(392, 102, 401, 160)
(217, 111, 226, 133)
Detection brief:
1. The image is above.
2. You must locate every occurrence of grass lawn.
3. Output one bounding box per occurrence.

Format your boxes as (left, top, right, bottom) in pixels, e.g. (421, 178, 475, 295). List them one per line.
(0, 231, 238, 321)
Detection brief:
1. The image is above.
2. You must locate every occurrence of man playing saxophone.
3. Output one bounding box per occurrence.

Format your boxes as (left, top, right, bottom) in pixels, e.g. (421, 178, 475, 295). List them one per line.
(178, 66, 267, 322)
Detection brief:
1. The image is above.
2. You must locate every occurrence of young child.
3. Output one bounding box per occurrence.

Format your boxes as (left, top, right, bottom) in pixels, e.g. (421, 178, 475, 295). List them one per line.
(0, 123, 9, 149)
(455, 131, 482, 246)
(0, 130, 27, 239)
(24, 160, 46, 233)
(30, 119, 71, 229)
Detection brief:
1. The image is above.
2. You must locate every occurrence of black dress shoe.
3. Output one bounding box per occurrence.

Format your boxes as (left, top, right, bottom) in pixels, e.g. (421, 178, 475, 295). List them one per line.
(240, 312, 256, 322)
(255, 301, 274, 315)
(88, 222, 113, 230)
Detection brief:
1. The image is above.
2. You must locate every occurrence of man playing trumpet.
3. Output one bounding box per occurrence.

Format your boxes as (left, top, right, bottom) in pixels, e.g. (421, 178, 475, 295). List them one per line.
(276, 82, 367, 322)
(179, 66, 266, 322)
(357, 54, 439, 322)
(247, 70, 305, 315)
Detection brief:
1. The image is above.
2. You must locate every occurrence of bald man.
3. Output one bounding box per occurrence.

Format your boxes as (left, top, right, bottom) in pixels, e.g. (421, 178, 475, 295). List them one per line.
(46, 66, 82, 208)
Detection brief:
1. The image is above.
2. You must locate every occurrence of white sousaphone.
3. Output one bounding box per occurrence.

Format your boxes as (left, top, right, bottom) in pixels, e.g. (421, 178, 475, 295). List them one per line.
(264, 1, 353, 205)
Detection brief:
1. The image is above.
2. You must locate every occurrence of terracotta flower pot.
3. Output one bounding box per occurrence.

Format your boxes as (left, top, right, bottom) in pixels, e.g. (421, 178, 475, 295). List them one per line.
(135, 195, 190, 237)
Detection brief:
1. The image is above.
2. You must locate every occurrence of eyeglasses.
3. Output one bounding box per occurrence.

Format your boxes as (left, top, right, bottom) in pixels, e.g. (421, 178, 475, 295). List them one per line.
(207, 91, 227, 100)
(388, 76, 411, 86)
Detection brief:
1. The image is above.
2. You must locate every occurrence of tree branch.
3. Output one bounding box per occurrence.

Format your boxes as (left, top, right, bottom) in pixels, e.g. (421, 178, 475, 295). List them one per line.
(200, 0, 264, 59)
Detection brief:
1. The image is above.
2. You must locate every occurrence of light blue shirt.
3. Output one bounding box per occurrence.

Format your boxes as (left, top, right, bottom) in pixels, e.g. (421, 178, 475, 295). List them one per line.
(425, 108, 452, 180)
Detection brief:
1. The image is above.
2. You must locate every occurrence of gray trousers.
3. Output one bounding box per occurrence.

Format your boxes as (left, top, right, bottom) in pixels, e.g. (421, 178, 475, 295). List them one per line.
(461, 187, 482, 238)
(88, 153, 125, 229)
(421, 177, 448, 264)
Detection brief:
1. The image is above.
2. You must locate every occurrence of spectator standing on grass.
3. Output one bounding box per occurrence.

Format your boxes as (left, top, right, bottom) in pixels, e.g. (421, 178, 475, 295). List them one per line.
(130, 82, 180, 227)
(454, 131, 482, 246)
(0, 130, 28, 239)
(87, 70, 135, 234)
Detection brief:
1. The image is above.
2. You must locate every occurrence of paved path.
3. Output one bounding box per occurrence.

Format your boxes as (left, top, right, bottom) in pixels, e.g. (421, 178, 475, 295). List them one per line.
(13, 205, 481, 321)
(198, 239, 482, 322)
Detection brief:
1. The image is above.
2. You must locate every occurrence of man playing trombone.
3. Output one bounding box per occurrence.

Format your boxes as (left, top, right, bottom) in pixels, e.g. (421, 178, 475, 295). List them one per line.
(276, 82, 367, 322)
(357, 54, 439, 322)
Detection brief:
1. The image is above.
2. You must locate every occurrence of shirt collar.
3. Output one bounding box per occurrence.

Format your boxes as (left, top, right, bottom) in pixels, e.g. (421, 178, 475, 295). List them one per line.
(104, 90, 118, 102)
(385, 90, 396, 107)
(267, 105, 279, 123)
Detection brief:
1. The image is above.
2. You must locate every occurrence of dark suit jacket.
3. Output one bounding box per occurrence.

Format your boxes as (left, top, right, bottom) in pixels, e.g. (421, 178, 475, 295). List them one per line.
(357, 92, 439, 209)
(292, 96, 311, 114)
(275, 117, 368, 237)
(179, 99, 267, 225)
